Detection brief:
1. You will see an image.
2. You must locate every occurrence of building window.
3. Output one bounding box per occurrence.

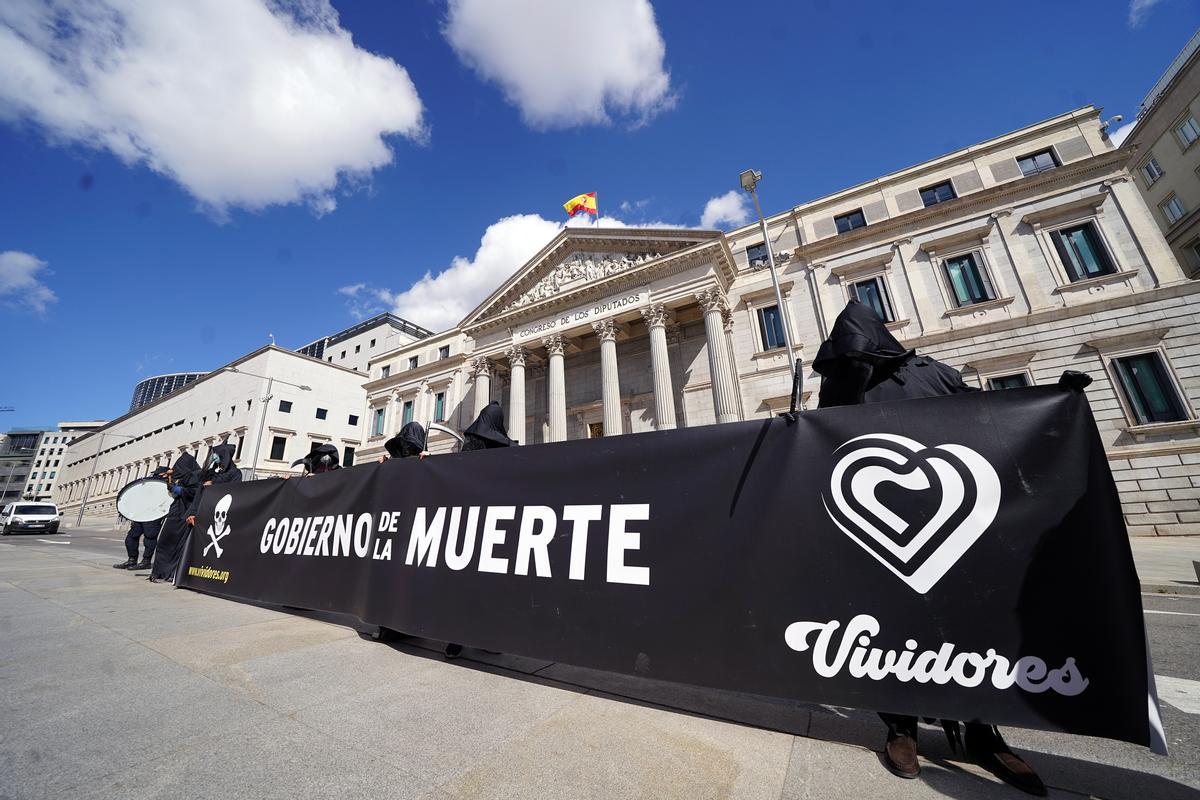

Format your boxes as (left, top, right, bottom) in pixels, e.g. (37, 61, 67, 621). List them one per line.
(835, 209, 867, 235)
(1112, 353, 1188, 425)
(920, 181, 956, 207)
(340, 350, 346, 359)
(370, 338, 376, 348)
(1140, 157, 1164, 186)
(1175, 116, 1200, 148)
(269, 436, 287, 460)
(987, 373, 1030, 390)
(850, 277, 895, 322)
(1017, 149, 1058, 177)
(942, 253, 995, 306)
(746, 242, 769, 267)
(372, 408, 385, 436)
(756, 305, 787, 350)
(342, 447, 355, 467)
(1051, 222, 1116, 282)
(278, 400, 292, 413)
(434, 392, 446, 422)
(327, 356, 332, 362)
(348, 414, 359, 426)
(402, 400, 414, 426)
(315, 408, 327, 420)
(438, 345, 450, 360)
(1161, 194, 1186, 225)
(381, 365, 391, 378)
(235, 435, 244, 460)
(408, 356, 419, 370)
(355, 345, 361, 354)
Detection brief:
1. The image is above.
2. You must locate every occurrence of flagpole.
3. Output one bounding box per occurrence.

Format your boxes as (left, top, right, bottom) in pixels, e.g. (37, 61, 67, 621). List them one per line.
(594, 192, 600, 227)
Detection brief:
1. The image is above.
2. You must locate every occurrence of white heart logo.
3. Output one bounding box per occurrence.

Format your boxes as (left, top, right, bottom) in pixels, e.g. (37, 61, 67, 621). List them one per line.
(822, 433, 1001, 594)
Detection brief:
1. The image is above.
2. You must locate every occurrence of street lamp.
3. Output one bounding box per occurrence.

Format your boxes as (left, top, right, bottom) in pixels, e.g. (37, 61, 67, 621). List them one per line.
(223, 366, 312, 479)
(740, 169, 804, 412)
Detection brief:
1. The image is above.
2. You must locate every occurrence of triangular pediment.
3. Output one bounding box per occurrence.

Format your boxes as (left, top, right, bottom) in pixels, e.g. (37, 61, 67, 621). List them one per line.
(461, 227, 727, 331)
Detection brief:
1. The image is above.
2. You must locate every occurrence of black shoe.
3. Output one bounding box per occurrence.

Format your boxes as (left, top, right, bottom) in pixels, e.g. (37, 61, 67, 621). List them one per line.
(112, 559, 136, 570)
(964, 724, 1047, 797)
(883, 732, 920, 779)
(444, 643, 463, 660)
(132, 559, 152, 570)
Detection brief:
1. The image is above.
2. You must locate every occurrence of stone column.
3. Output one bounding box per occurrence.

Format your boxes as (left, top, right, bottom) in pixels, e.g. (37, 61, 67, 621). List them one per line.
(471, 356, 492, 417)
(640, 303, 677, 430)
(506, 346, 527, 444)
(543, 334, 567, 442)
(696, 287, 740, 424)
(592, 319, 624, 436)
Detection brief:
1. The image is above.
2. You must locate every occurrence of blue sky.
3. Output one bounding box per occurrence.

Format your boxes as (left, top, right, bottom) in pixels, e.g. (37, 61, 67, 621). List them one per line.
(0, 0, 1194, 430)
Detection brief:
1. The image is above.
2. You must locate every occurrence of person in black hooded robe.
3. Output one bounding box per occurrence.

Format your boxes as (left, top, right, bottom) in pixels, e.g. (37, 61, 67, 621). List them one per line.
(439, 402, 516, 659)
(185, 443, 242, 527)
(461, 401, 518, 451)
(382, 422, 429, 461)
(813, 300, 1045, 796)
(149, 453, 201, 583)
(289, 442, 341, 477)
(113, 466, 170, 571)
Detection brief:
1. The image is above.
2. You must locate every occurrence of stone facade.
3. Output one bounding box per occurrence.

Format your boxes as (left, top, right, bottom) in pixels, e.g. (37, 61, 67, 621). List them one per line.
(362, 105, 1199, 537)
(1121, 30, 1200, 277)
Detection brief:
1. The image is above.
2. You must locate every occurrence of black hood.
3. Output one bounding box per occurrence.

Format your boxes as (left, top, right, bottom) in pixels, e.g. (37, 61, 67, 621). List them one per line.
(463, 401, 517, 448)
(171, 453, 200, 478)
(210, 443, 236, 472)
(151, 466, 170, 478)
(292, 442, 341, 473)
(812, 300, 912, 373)
(385, 422, 427, 458)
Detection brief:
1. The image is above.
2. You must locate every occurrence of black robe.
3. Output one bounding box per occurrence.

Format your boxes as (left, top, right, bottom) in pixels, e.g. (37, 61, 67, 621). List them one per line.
(813, 300, 976, 407)
(292, 442, 341, 474)
(462, 401, 517, 451)
(385, 422, 427, 459)
(186, 443, 242, 520)
(151, 453, 201, 581)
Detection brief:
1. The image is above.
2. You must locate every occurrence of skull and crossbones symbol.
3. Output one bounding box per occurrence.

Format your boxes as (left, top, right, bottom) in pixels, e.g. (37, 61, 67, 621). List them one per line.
(203, 494, 233, 558)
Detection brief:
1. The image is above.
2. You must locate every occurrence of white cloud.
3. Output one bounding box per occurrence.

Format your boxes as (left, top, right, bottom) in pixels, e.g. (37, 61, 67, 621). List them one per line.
(700, 189, 751, 229)
(1128, 0, 1165, 27)
(0, 0, 425, 214)
(1109, 120, 1136, 146)
(443, 0, 675, 128)
(0, 251, 57, 314)
(345, 209, 697, 331)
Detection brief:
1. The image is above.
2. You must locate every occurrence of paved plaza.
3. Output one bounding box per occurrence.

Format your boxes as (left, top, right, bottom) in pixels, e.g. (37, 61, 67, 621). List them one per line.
(1, 528, 1198, 799)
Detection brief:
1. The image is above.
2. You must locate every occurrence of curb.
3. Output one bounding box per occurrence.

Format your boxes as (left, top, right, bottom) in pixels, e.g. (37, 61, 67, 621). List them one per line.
(1140, 582, 1200, 596)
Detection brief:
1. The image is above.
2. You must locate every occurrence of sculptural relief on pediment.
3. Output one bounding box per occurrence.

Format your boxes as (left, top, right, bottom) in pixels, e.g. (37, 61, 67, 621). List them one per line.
(503, 251, 661, 312)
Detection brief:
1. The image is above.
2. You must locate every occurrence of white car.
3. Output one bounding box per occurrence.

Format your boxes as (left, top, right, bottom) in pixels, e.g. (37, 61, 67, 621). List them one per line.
(1, 502, 61, 535)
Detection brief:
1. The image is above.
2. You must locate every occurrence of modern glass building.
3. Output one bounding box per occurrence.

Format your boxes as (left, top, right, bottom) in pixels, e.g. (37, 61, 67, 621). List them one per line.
(129, 373, 206, 412)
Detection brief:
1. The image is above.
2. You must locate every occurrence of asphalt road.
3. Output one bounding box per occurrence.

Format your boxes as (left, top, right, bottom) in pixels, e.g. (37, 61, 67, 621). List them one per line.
(5, 525, 1199, 797)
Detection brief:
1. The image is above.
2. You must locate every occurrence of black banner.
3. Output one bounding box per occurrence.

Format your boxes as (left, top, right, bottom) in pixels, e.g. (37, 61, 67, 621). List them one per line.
(180, 386, 1165, 751)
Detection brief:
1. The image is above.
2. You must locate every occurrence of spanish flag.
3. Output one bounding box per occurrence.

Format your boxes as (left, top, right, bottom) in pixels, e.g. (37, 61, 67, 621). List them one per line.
(563, 192, 598, 218)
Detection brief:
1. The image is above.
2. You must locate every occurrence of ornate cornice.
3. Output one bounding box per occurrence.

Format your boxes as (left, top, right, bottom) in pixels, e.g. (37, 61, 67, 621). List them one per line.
(794, 149, 1130, 261)
(465, 237, 734, 336)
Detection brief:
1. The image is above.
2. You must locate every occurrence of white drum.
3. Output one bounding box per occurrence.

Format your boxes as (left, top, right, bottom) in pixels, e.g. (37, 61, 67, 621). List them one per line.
(116, 477, 174, 522)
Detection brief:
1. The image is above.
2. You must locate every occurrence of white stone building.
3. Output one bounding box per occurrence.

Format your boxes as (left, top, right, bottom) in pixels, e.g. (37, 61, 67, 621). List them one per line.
(359, 105, 1199, 536)
(21, 421, 106, 503)
(56, 346, 372, 526)
(1121, 29, 1200, 277)
(296, 312, 433, 375)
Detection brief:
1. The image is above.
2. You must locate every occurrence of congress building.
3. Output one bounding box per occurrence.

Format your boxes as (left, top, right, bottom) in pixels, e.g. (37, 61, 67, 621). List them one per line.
(361, 105, 1200, 536)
